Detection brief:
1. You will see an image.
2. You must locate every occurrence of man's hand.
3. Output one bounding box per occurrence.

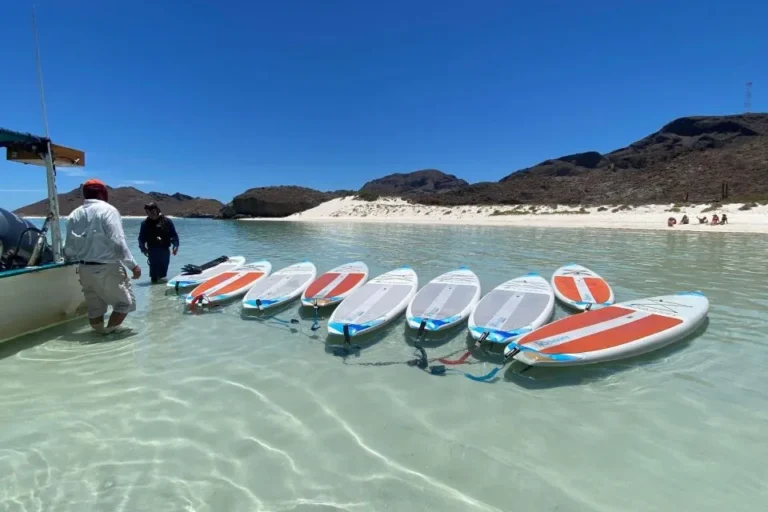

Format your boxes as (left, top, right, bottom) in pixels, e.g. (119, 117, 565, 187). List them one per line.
(132, 266, 142, 280)
(141, 246, 148, 257)
(172, 246, 178, 256)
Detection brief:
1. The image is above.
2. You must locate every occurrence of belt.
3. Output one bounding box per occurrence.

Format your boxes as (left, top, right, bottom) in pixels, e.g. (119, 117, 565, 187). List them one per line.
(78, 261, 105, 265)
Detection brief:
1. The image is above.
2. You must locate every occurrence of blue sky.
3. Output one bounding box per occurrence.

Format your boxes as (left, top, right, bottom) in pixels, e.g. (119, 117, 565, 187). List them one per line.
(1, 0, 766, 210)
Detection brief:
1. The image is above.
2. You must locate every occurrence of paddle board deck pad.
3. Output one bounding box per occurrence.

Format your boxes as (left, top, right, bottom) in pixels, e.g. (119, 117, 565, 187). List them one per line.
(504, 291, 709, 367)
(468, 272, 555, 344)
(242, 261, 317, 310)
(406, 267, 480, 332)
(184, 261, 272, 305)
(168, 256, 246, 289)
(551, 263, 614, 311)
(301, 261, 369, 307)
(327, 266, 418, 338)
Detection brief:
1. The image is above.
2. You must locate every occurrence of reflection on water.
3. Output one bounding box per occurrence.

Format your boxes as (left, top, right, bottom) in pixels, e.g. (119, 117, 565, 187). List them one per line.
(1, 219, 766, 511)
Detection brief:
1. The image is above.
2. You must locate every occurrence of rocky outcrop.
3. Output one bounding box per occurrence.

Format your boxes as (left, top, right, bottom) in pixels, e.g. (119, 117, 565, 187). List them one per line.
(14, 186, 224, 218)
(359, 169, 468, 196)
(217, 186, 338, 219)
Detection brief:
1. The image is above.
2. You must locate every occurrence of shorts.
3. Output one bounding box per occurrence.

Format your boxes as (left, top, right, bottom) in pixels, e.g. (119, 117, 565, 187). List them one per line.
(78, 263, 136, 318)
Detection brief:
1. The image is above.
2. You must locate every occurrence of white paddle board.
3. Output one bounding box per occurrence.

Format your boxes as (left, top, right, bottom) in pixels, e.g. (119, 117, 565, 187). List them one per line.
(242, 261, 317, 311)
(504, 291, 709, 366)
(168, 256, 246, 290)
(551, 263, 615, 311)
(328, 266, 418, 338)
(406, 266, 481, 332)
(468, 272, 555, 345)
(184, 261, 271, 306)
(301, 261, 369, 308)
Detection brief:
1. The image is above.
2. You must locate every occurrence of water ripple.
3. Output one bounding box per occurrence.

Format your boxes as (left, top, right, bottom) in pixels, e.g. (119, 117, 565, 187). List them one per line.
(1, 220, 766, 511)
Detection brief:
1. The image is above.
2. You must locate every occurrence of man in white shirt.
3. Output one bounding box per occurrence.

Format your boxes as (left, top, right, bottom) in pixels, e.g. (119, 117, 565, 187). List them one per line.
(64, 179, 142, 334)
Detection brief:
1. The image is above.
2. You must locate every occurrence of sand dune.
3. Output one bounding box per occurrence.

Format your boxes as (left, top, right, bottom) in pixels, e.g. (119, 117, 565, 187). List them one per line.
(242, 196, 768, 234)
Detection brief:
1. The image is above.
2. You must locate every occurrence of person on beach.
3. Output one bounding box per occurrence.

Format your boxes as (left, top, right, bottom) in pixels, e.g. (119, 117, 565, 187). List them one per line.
(720, 213, 728, 224)
(138, 202, 179, 283)
(712, 214, 720, 225)
(64, 179, 141, 334)
(680, 215, 689, 225)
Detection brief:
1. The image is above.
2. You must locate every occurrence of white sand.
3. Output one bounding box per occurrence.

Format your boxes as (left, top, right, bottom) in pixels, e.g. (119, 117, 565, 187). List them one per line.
(242, 196, 768, 234)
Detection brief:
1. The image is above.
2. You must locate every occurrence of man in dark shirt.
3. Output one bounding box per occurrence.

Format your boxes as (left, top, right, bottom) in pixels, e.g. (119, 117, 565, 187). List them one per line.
(138, 202, 179, 283)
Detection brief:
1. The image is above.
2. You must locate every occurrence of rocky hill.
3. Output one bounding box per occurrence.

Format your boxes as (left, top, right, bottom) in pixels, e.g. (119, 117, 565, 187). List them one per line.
(15, 186, 224, 218)
(217, 186, 349, 219)
(359, 169, 468, 196)
(414, 114, 768, 206)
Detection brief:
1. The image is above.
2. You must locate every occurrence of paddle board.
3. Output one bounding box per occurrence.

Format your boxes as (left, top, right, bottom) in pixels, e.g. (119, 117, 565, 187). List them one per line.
(504, 291, 709, 367)
(406, 267, 481, 332)
(168, 256, 246, 290)
(551, 263, 614, 311)
(301, 261, 369, 308)
(184, 261, 272, 306)
(242, 261, 317, 311)
(327, 266, 418, 338)
(468, 272, 555, 344)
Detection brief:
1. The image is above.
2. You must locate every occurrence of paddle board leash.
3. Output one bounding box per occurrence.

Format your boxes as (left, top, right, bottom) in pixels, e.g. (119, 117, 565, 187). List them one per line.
(416, 320, 427, 340)
(189, 294, 212, 312)
(437, 331, 489, 365)
(253, 298, 300, 327)
(459, 345, 533, 382)
(311, 299, 321, 331)
(331, 324, 361, 357)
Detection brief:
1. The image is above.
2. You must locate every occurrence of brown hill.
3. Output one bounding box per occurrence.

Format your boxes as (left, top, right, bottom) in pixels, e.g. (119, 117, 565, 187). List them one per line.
(15, 186, 224, 218)
(414, 113, 768, 206)
(359, 169, 468, 196)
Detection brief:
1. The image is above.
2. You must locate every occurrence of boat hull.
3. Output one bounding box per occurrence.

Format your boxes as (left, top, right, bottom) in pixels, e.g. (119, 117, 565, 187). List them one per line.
(0, 263, 88, 344)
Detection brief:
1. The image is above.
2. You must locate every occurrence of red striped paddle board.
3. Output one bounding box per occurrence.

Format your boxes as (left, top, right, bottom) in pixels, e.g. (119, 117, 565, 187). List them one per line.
(184, 261, 272, 306)
(551, 263, 614, 311)
(504, 291, 709, 366)
(301, 261, 369, 307)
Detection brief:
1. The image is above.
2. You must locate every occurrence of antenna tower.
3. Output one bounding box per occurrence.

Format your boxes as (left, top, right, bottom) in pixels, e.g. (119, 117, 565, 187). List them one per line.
(745, 81, 753, 113)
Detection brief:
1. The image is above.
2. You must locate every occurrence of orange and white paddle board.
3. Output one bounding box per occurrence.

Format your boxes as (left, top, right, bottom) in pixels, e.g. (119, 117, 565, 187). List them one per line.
(551, 263, 614, 311)
(184, 261, 271, 305)
(301, 261, 369, 308)
(503, 291, 709, 366)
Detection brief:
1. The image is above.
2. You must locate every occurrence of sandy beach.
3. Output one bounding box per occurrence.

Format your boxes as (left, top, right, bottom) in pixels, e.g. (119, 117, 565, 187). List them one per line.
(243, 196, 768, 234)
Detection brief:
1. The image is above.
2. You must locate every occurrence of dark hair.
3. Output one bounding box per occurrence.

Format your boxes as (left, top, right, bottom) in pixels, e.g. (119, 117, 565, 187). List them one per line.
(82, 181, 108, 201)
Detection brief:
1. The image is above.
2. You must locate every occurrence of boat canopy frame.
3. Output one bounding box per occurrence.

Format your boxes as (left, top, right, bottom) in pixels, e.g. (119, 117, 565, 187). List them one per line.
(1, 127, 85, 262)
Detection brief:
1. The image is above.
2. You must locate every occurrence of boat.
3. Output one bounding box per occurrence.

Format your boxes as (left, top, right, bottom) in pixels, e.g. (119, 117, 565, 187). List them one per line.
(0, 129, 89, 344)
(0, 11, 95, 344)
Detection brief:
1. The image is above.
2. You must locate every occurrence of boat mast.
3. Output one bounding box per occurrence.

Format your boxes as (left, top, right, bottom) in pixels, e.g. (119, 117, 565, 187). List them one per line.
(32, 7, 63, 262)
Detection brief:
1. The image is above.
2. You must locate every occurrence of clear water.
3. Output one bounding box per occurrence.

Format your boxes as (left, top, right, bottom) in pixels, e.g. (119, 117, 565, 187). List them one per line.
(1, 219, 766, 511)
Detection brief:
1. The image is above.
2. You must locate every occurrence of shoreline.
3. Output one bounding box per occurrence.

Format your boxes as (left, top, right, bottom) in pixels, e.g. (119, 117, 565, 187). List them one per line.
(240, 197, 768, 234)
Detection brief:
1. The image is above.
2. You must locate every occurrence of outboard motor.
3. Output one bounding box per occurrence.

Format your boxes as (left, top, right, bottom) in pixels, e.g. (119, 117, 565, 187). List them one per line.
(0, 207, 54, 270)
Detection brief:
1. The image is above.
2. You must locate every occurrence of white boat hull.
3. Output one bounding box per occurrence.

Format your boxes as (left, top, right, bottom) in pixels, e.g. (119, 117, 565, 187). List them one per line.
(0, 263, 88, 344)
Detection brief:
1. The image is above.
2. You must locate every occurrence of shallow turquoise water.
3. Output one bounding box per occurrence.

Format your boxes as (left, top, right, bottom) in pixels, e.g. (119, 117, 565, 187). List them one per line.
(1, 219, 767, 511)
